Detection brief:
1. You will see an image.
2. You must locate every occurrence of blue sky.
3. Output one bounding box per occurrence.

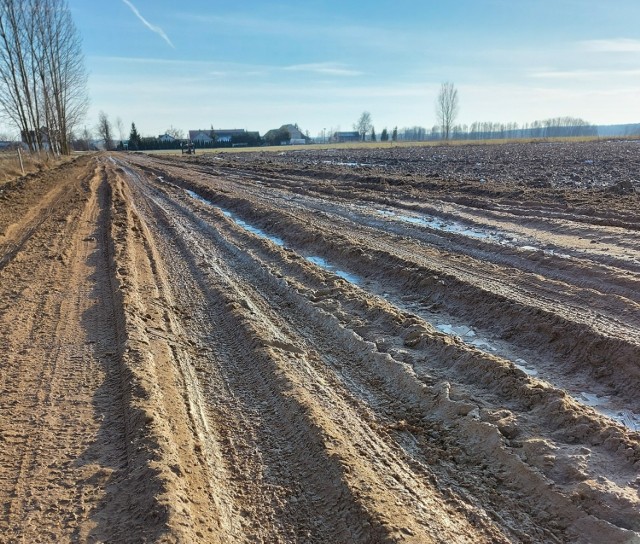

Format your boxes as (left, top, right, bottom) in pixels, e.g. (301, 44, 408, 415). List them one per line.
(65, 0, 640, 138)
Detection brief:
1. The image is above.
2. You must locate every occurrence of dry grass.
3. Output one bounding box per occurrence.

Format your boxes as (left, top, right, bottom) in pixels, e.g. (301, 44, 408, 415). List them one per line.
(0, 149, 59, 185)
(139, 134, 639, 157)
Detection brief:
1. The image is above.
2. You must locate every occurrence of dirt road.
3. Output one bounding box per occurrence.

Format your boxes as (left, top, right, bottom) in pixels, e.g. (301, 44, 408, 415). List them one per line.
(0, 144, 638, 543)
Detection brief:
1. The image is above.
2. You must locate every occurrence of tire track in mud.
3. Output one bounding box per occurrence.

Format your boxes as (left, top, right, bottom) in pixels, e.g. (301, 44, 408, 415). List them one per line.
(184, 155, 640, 285)
(0, 161, 130, 542)
(139, 154, 640, 317)
(106, 164, 238, 542)
(214, 171, 640, 333)
(113, 156, 640, 542)
(117, 159, 499, 542)
(130, 156, 640, 417)
(0, 160, 95, 272)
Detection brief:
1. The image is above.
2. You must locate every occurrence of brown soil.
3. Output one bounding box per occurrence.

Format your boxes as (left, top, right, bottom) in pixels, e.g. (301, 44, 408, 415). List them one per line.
(0, 143, 639, 543)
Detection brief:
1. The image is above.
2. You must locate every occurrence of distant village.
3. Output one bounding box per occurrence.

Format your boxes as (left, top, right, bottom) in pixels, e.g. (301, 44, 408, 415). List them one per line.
(0, 122, 373, 153)
(3, 118, 640, 154)
(117, 124, 321, 152)
(113, 123, 373, 152)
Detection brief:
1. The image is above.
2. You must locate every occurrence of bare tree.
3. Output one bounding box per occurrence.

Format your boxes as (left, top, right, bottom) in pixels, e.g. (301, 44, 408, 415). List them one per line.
(115, 116, 125, 142)
(35, 0, 88, 154)
(0, 0, 41, 150)
(354, 111, 372, 141)
(165, 125, 184, 140)
(0, 0, 87, 154)
(435, 82, 459, 141)
(96, 111, 113, 151)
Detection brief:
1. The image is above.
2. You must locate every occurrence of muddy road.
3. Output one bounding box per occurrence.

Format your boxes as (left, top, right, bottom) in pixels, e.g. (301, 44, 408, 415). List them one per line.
(0, 145, 639, 543)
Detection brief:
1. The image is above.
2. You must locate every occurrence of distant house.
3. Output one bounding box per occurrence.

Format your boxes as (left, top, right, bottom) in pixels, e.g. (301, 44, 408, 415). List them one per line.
(158, 133, 177, 143)
(214, 129, 250, 143)
(188, 128, 254, 144)
(264, 124, 310, 146)
(281, 124, 307, 141)
(333, 131, 360, 143)
(188, 130, 214, 144)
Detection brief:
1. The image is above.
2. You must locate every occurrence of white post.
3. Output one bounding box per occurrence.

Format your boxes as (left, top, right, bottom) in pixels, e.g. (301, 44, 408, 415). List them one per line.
(17, 148, 25, 175)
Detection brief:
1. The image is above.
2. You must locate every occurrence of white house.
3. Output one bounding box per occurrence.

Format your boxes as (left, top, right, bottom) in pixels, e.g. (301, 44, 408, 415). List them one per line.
(188, 130, 214, 144)
(188, 128, 255, 144)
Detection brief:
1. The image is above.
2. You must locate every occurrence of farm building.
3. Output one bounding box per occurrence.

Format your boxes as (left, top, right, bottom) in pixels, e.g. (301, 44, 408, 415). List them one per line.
(333, 131, 360, 143)
(281, 124, 307, 141)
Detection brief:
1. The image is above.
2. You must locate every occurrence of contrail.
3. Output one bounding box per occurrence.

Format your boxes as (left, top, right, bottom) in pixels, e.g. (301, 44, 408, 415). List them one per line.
(121, 0, 175, 48)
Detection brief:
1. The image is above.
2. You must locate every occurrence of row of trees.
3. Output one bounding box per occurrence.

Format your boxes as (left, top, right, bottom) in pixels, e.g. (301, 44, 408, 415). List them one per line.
(394, 117, 596, 142)
(352, 112, 400, 142)
(0, 0, 87, 154)
(354, 83, 458, 144)
(433, 83, 594, 140)
(347, 119, 596, 144)
(354, 81, 595, 143)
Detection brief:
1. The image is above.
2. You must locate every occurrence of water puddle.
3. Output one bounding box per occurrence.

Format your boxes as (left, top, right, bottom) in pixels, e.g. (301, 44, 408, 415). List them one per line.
(322, 161, 374, 168)
(578, 392, 640, 432)
(436, 323, 500, 352)
(376, 208, 505, 242)
(186, 188, 361, 284)
(513, 359, 539, 377)
(374, 207, 577, 257)
(436, 323, 475, 338)
(429, 321, 637, 431)
(305, 256, 361, 284)
(185, 189, 210, 205)
(230, 215, 285, 247)
(185, 189, 285, 247)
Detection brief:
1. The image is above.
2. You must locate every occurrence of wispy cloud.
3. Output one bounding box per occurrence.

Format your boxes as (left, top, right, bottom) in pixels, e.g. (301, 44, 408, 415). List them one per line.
(121, 0, 174, 48)
(91, 55, 365, 79)
(283, 63, 363, 77)
(580, 38, 640, 53)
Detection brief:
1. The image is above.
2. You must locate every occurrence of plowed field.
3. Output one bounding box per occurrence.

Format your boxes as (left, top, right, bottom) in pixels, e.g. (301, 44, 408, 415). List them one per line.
(1, 142, 639, 543)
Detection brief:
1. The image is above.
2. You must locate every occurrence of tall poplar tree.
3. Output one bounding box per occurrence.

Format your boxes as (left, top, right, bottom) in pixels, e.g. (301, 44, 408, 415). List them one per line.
(0, 0, 88, 154)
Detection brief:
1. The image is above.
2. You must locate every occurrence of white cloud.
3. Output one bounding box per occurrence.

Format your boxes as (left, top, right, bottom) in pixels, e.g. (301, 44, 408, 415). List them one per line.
(121, 0, 174, 48)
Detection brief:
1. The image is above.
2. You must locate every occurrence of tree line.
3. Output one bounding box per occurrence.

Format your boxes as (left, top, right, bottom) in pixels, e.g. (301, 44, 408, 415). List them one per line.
(0, 0, 87, 155)
(402, 117, 597, 141)
(352, 83, 596, 143)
